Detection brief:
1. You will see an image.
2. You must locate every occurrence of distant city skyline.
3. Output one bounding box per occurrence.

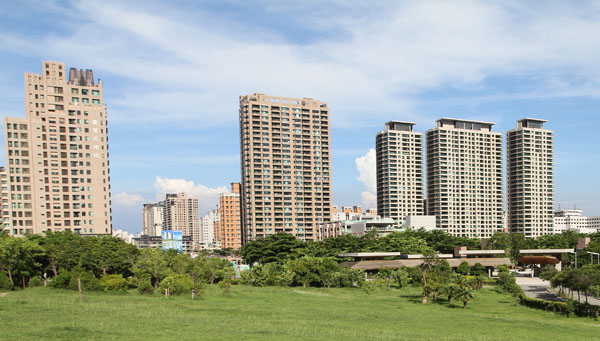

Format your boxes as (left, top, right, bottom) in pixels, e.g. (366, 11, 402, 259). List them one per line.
(1, 1, 600, 233)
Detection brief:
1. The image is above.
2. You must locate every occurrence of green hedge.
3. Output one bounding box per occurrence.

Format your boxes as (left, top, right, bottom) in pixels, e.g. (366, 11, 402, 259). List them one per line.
(519, 295, 600, 318)
(574, 303, 600, 318)
(519, 295, 570, 314)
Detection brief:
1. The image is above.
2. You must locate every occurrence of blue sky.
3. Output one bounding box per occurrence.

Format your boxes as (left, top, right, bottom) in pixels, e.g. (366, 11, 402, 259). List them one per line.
(1, 1, 600, 233)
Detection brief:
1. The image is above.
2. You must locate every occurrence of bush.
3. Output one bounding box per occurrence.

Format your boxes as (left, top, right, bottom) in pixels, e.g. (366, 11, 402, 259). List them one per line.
(519, 295, 570, 315)
(28, 277, 43, 287)
(471, 263, 486, 276)
(68, 271, 101, 291)
(497, 272, 523, 296)
(127, 277, 138, 289)
(100, 274, 129, 292)
(160, 274, 193, 296)
(497, 265, 509, 273)
(50, 271, 72, 289)
(137, 278, 154, 294)
(457, 261, 471, 275)
(0, 271, 13, 289)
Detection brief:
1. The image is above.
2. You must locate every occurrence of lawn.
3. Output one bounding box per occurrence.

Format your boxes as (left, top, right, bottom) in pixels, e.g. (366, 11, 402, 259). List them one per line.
(0, 285, 598, 340)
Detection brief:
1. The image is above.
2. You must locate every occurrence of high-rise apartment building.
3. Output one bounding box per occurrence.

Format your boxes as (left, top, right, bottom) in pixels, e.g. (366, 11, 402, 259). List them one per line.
(164, 193, 200, 245)
(239, 93, 331, 242)
(201, 209, 218, 243)
(142, 201, 164, 236)
(507, 118, 554, 237)
(376, 121, 424, 224)
(2, 61, 111, 235)
(426, 118, 503, 238)
(216, 182, 242, 250)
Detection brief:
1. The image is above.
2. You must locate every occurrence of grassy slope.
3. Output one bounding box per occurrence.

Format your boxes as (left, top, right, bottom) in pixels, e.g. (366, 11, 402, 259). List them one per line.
(0, 286, 598, 340)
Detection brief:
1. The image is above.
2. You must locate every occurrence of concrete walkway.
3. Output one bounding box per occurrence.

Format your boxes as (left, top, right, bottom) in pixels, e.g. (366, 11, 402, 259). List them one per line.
(515, 276, 565, 302)
(515, 274, 600, 306)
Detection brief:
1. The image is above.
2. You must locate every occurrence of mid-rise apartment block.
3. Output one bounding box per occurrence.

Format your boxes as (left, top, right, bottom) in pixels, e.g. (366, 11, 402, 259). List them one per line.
(376, 121, 424, 224)
(426, 118, 503, 238)
(2, 61, 111, 235)
(239, 93, 331, 242)
(507, 119, 554, 237)
(142, 201, 164, 236)
(164, 193, 200, 245)
(216, 182, 242, 250)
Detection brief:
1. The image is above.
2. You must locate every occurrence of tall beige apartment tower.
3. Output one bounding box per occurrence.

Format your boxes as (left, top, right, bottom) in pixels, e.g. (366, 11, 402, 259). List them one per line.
(2, 61, 111, 235)
(507, 118, 554, 237)
(376, 121, 424, 224)
(426, 118, 504, 238)
(163, 193, 200, 245)
(216, 182, 242, 250)
(239, 93, 331, 242)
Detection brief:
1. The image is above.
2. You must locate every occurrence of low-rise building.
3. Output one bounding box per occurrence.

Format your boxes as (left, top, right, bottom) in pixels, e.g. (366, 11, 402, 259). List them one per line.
(554, 209, 600, 234)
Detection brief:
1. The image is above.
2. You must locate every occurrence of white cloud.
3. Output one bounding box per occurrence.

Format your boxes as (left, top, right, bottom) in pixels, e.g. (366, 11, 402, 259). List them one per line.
(153, 176, 228, 214)
(3, 1, 600, 128)
(355, 149, 377, 208)
(113, 192, 146, 206)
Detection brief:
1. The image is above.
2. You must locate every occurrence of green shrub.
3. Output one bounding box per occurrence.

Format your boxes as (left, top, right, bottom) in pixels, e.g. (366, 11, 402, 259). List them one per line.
(160, 274, 193, 295)
(127, 277, 138, 289)
(100, 274, 129, 292)
(50, 271, 72, 289)
(471, 263, 486, 276)
(519, 295, 570, 315)
(137, 278, 154, 295)
(457, 261, 471, 275)
(28, 277, 43, 287)
(497, 265, 509, 273)
(0, 271, 13, 289)
(68, 271, 101, 291)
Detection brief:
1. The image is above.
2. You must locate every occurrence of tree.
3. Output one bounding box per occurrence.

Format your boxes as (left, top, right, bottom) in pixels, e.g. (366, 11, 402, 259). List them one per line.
(455, 286, 474, 309)
(456, 261, 471, 275)
(240, 233, 304, 265)
(375, 268, 394, 291)
(392, 268, 410, 289)
(471, 263, 486, 276)
(134, 248, 168, 290)
(440, 283, 460, 304)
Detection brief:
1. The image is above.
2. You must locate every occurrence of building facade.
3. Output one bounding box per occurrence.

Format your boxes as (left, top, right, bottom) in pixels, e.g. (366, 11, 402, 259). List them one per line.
(201, 209, 218, 244)
(163, 193, 200, 246)
(216, 182, 242, 250)
(506, 118, 554, 237)
(142, 201, 164, 236)
(239, 93, 332, 242)
(376, 121, 424, 224)
(553, 209, 599, 234)
(2, 61, 111, 235)
(426, 118, 504, 238)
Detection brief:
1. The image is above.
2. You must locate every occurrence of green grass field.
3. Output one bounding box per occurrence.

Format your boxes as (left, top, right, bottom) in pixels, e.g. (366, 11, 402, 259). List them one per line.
(0, 285, 598, 340)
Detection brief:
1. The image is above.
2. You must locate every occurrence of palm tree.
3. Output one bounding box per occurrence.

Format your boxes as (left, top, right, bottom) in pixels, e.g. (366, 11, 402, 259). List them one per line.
(441, 283, 460, 304)
(455, 286, 474, 309)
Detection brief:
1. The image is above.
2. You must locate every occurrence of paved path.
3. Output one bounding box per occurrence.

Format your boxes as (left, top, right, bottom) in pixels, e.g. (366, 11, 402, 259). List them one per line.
(515, 274, 600, 306)
(515, 276, 565, 302)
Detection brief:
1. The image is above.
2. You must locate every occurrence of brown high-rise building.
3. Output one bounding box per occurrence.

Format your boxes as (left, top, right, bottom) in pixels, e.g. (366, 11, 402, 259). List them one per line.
(2, 61, 111, 235)
(239, 93, 332, 242)
(216, 182, 242, 250)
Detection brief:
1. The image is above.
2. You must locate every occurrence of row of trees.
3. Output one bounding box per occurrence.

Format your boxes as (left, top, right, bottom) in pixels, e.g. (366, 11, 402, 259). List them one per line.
(0, 232, 235, 296)
(540, 265, 600, 304)
(240, 230, 600, 267)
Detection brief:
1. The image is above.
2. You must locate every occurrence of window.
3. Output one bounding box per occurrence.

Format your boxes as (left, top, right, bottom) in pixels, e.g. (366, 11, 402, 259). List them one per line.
(92, 90, 99, 96)
(82, 98, 89, 103)
(72, 97, 79, 103)
(92, 99, 100, 104)
(71, 88, 78, 94)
